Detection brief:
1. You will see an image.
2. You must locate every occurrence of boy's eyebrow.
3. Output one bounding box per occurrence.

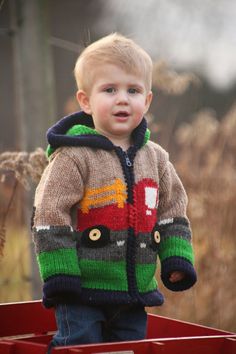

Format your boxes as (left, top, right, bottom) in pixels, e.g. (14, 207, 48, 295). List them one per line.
(97, 82, 145, 90)
(128, 83, 145, 89)
(96, 83, 116, 91)
(98, 83, 116, 88)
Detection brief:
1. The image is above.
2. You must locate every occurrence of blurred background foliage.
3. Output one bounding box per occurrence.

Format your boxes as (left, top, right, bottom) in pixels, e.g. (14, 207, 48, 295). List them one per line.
(0, 0, 235, 333)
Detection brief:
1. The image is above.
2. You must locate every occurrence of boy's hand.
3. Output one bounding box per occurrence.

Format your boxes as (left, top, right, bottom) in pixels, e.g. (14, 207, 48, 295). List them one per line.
(169, 271, 185, 283)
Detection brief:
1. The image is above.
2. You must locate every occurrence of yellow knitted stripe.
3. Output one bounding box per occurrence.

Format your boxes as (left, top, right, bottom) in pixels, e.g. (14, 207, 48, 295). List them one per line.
(80, 178, 127, 213)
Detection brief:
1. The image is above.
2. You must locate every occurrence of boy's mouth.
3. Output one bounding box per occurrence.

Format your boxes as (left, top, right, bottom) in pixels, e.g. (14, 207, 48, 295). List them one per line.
(114, 111, 129, 117)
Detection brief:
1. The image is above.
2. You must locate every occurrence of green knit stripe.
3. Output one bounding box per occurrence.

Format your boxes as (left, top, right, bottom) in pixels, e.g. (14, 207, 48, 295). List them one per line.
(159, 237, 194, 264)
(37, 248, 81, 280)
(79, 259, 128, 291)
(67, 124, 99, 136)
(46, 145, 54, 158)
(80, 259, 157, 292)
(136, 263, 157, 292)
(143, 128, 150, 146)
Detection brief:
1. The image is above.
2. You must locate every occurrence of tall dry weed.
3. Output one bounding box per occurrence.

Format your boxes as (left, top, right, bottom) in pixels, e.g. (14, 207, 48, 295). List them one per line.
(0, 148, 47, 189)
(153, 60, 200, 95)
(0, 148, 47, 256)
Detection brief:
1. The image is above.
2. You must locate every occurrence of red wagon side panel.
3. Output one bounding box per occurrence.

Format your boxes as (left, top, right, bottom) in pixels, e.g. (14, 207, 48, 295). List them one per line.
(0, 300, 56, 337)
(0, 301, 235, 354)
(146, 313, 233, 338)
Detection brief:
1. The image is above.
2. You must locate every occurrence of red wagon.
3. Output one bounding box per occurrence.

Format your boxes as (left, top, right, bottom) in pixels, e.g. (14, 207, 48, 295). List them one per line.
(0, 300, 235, 353)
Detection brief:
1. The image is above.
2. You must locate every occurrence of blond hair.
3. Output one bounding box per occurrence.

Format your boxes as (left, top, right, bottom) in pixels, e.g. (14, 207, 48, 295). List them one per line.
(74, 33, 153, 93)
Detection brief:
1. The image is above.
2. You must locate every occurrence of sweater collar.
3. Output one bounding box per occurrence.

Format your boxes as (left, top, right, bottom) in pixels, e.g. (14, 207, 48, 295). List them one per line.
(46, 111, 150, 157)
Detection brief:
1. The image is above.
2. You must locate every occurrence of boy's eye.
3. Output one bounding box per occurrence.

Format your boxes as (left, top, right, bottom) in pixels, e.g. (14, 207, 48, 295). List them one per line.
(105, 87, 116, 93)
(128, 88, 138, 94)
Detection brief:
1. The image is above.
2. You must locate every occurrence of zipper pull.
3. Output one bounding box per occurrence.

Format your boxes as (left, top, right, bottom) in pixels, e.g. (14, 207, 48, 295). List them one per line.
(125, 155, 132, 167)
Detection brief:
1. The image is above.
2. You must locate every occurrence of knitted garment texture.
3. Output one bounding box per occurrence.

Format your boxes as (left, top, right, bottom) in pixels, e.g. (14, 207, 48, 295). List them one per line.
(32, 111, 197, 308)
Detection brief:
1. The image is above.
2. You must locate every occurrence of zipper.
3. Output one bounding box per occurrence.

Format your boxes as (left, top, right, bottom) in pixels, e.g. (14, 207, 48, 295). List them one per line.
(124, 153, 132, 167)
(115, 146, 145, 303)
(120, 149, 133, 203)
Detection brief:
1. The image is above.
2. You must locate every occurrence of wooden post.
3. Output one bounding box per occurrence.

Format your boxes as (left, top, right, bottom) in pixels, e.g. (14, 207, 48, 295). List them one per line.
(10, 0, 56, 299)
(10, 0, 56, 150)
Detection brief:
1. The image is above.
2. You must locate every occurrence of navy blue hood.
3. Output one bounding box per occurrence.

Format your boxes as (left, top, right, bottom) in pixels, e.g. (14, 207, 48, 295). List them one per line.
(46, 111, 150, 157)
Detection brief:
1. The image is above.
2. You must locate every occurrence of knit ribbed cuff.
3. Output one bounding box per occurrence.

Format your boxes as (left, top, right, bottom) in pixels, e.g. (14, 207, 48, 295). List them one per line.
(161, 256, 197, 291)
(43, 275, 81, 308)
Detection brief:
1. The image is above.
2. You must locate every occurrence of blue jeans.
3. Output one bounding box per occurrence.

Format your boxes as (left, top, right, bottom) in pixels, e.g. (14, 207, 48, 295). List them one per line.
(47, 303, 147, 352)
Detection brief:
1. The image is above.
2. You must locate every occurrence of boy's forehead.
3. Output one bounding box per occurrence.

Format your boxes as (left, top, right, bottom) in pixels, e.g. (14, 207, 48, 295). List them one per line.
(92, 63, 146, 85)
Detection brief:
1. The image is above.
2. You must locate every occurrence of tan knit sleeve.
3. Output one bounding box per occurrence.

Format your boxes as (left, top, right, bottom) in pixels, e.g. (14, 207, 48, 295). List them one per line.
(33, 149, 84, 227)
(158, 156, 188, 221)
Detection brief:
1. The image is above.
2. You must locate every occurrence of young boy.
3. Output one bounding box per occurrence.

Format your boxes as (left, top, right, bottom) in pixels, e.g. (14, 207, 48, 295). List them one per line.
(32, 33, 197, 350)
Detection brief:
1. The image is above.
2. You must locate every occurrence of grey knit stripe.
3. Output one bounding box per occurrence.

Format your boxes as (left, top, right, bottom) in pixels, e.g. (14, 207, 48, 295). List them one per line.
(75, 231, 158, 264)
(32, 224, 190, 264)
(76, 230, 127, 262)
(160, 224, 191, 242)
(135, 233, 158, 264)
(32, 226, 75, 254)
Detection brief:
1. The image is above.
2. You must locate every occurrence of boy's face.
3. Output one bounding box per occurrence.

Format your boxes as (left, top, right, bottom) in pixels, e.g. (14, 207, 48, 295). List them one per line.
(77, 64, 152, 147)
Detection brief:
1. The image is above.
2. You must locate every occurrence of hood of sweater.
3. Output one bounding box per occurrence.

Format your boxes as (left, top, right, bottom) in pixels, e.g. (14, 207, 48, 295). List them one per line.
(46, 111, 150, 158)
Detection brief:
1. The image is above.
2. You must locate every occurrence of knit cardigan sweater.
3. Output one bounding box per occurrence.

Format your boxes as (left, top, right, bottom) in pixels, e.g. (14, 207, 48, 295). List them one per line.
(32, 111, 197, 308)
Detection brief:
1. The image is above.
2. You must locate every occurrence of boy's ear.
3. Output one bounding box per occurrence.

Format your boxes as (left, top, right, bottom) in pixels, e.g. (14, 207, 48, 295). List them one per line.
(76, 90, 92, 114)
(144, 91, 153, 114)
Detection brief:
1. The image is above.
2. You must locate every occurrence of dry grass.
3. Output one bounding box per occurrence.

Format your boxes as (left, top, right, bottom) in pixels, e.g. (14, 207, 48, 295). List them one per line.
(0, 148, 47, 190)
(153, 60, 200, 95)
(0, 148, 47, 256)
(148, 104, 236, 332)
(0, 225, 32, 302)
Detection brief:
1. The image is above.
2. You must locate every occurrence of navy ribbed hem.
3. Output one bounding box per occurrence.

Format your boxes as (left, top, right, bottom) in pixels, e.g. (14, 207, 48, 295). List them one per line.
(43, 286, 164, 308)
(43, 275, 81, 308)
(161, 256, 197, 291)
(141, 290, 164, 306)
(79, 288, 164, 307)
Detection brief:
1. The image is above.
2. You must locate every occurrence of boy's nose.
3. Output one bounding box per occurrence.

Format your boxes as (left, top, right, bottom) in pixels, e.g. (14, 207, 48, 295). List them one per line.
(116, 91, 129, 104)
